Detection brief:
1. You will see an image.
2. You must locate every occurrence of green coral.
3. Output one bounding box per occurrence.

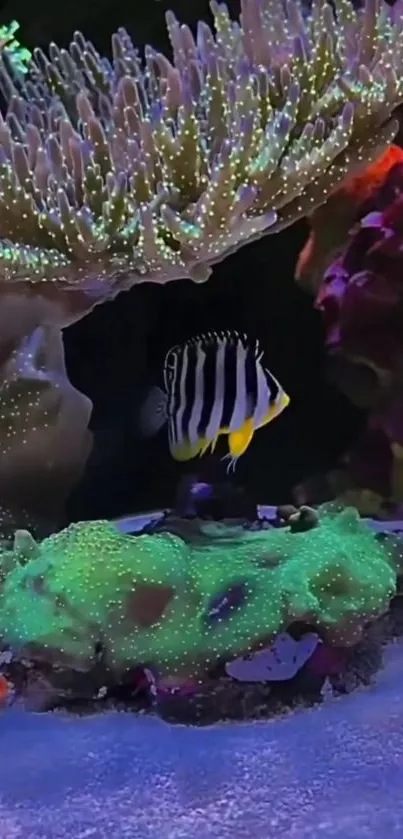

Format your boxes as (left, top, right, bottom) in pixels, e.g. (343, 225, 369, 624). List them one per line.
(0, 21, 31, 74)
(0, 507, 398, 677)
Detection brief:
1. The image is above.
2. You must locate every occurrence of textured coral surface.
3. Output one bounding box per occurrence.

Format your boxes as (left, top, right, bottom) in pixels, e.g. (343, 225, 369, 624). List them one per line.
(0, 0, 402, 287)
(0, 507, 398, 678)
(297, 149, 403, 516)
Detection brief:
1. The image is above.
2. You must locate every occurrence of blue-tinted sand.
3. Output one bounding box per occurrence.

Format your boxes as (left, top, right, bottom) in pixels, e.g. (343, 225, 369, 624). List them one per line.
(0, 642, 403, 839)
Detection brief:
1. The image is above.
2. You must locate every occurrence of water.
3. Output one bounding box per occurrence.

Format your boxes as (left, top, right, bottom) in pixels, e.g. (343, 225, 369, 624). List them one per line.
(0, 642, 402, 838)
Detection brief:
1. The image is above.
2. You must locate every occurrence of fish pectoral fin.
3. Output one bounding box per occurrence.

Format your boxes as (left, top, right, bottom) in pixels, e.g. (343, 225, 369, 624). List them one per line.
(228, 418, 255, 459)
(139, 386, 168, 437)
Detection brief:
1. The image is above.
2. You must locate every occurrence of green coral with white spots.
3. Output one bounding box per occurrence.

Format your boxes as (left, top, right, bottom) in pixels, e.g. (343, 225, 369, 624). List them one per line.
(0, 21, 31, 74)
(0, 508, 398, 677)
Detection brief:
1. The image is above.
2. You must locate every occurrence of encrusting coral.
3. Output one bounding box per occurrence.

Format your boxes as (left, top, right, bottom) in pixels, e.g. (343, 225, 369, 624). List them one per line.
(0, 506, 398, 680)
(1, 0, 403, 534)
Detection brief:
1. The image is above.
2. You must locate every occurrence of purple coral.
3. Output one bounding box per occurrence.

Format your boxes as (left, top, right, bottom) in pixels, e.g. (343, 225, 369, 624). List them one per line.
(318, 166, 403, 372)
(315, 160, 403, 512)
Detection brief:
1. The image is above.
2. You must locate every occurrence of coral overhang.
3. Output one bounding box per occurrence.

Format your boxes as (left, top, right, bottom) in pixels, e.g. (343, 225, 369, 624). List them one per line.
(0, 0, 402, 289)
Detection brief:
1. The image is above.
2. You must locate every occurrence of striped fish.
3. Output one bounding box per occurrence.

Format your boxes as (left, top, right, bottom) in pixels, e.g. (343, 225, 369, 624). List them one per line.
(140, 330, 290, 472)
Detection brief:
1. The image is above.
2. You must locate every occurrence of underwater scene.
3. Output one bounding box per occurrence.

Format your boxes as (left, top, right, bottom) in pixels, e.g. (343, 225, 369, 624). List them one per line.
(1, 0, 403, 835)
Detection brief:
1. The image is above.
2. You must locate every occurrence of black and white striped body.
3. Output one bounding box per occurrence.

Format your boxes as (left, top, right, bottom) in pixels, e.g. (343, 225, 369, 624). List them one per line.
(163, 330, 290, 471)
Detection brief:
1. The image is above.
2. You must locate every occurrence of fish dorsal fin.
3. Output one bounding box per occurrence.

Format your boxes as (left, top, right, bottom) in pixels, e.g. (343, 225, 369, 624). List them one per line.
(186, 330, 225, 351)
(253, 337, 263, 359)
(202, 329, 244, 347)
(165, 330, 250, 360)
(264, 366, 280, 387)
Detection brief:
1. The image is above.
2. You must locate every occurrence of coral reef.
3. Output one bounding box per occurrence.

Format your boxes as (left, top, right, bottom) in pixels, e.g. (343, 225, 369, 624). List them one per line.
(295, 145, 403, 293)
(3, 26, 94, 536)
(296, 148, 403, 516)
(0, 27, 113, 535)
(0, 280, 103, 537)
(0, 0, 402, 286)
(0, 0, 402, 532)
(0, 507, 398, 692)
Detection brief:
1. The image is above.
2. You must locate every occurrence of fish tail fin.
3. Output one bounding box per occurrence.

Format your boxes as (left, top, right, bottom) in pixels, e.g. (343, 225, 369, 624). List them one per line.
(139, 386, 168, 437)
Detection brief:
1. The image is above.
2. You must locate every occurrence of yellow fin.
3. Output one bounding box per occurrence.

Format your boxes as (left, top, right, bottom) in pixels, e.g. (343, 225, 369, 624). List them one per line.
(198, 435, 221, 457)
(170, 439, 205, 462)
(172, 434, 221, 462)
(209, 435, 220, 454)
(198, 438, 211, 457)
(228, 418, 255, 458)
(221, 419, 255, 473)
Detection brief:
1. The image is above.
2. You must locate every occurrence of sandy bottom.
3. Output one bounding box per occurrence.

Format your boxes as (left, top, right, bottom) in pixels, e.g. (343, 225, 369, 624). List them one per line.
(0, 641, 402, 839)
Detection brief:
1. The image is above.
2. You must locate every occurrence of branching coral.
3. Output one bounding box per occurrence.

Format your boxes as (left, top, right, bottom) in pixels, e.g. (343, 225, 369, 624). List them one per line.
(0, 24, 94, 537)
(0, 507, 398, 678)
(1, 0, 403, 534)
(0, 0, 402, 288)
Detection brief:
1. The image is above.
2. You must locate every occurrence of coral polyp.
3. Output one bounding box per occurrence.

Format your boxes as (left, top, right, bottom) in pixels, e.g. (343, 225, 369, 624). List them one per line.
(0, 21, 31, 75)
(0, 0, 402, 290)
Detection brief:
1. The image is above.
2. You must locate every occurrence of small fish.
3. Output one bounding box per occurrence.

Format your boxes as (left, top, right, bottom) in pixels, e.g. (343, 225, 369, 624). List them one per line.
(140, 330, 290, 472)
